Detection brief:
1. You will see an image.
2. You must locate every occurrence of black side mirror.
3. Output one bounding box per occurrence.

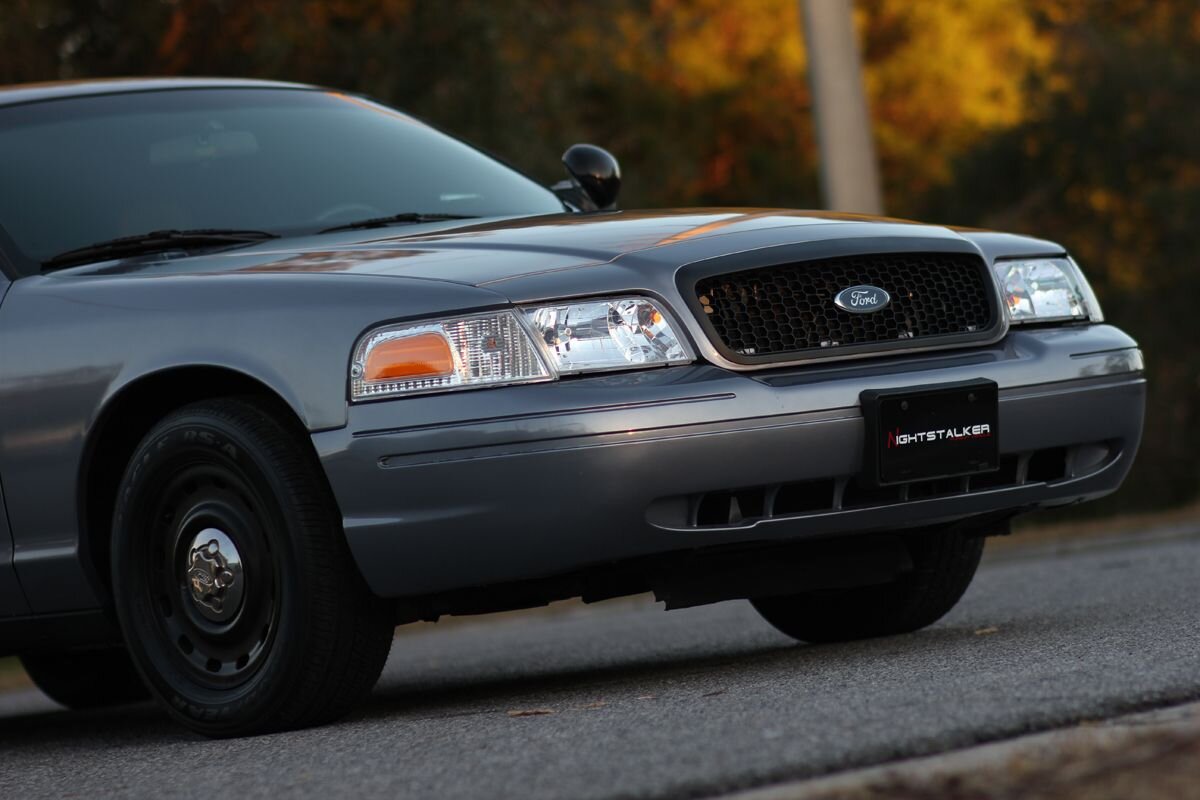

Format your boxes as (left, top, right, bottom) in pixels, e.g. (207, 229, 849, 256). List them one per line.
(557, 144, 621, 212)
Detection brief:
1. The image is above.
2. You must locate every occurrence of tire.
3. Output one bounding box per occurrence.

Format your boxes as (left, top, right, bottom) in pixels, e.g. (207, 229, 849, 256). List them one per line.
(20, 647, 150, 709)
(751, 528, 985, 643)
(110, 397, 393, 737)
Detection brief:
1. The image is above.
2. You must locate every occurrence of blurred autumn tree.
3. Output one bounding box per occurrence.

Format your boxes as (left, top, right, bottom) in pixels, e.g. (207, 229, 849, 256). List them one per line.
(0, 0, 1195, 511)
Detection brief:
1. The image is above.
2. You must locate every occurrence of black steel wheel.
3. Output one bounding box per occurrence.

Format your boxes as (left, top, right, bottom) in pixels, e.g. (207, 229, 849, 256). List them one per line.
(19, 647, 149, 709)
(751, 528, 985, 644)
(110, 397, 393, 736)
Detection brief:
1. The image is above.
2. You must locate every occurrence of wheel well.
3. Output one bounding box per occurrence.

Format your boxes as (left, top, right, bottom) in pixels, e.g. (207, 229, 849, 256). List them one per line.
(80, 367, 309, 599)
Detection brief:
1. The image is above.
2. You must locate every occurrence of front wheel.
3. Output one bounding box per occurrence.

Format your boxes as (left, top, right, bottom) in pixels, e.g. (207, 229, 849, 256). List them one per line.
(752, 528, 985, 643)
(110, 398, 394, 737)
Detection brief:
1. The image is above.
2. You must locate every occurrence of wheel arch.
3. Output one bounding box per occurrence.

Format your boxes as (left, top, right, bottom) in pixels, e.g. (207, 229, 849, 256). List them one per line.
(78, 365, 322, 601)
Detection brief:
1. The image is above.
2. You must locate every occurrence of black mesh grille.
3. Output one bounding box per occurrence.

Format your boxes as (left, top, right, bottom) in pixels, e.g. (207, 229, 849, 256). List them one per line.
(694, 252, 995, 359)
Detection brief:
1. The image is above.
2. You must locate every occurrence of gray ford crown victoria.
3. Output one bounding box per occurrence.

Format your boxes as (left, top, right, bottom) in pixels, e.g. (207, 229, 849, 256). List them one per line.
(0, 79, 1144, 736)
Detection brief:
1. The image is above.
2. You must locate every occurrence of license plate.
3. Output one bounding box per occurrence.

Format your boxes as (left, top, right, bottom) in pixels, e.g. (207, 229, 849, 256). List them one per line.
(861, 380, 999, 487)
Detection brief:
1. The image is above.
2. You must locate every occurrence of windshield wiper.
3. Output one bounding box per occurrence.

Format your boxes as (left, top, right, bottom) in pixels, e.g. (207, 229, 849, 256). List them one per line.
(319, 213, 478, 234)
(41, 228, 280, 271)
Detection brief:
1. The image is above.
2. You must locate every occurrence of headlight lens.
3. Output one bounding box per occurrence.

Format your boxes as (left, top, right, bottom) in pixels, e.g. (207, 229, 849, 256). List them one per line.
(522, 296, 692, 374)
(351, 296, 693, 400)
(995, 257, 1103, 324)
(351, 311, 552, 400)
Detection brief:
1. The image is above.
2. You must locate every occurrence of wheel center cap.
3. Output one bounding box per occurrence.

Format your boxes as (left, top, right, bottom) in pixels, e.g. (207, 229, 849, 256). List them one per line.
(184, 528, 244, 623)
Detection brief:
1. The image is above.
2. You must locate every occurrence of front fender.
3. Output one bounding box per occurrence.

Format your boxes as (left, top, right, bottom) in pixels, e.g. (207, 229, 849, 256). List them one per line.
(0, 271, 508, 612)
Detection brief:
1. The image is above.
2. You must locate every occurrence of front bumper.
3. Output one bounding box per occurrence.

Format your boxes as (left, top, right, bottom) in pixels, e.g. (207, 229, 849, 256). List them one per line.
(313, 324, 1145, 599)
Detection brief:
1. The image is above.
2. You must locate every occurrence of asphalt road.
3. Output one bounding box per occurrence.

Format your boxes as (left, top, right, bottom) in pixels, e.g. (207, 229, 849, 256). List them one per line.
(2, 528, 1199, 800)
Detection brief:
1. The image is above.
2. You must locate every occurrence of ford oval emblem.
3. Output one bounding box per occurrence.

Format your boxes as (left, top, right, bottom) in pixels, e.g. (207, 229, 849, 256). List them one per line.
(834, 285, 891, 313)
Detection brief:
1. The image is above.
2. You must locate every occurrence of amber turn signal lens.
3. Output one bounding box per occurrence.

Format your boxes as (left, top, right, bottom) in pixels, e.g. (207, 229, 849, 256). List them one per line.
(363, 333, 455, 381)
(352, 311, 553, 400)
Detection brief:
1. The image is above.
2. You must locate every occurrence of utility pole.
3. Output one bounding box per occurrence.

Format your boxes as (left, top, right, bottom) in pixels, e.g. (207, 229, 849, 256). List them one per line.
(800, 0, 884, 215)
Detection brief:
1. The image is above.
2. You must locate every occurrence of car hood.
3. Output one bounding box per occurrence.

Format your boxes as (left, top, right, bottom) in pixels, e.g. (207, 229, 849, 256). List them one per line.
(67, 209, 1060, 302)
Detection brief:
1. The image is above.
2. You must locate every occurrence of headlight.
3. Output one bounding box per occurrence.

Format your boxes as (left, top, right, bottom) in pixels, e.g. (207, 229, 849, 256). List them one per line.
(351, 296, 692, 400)
(994, 257, 1103, 324)
(351, 311, 552, 400)
(522, 296, 692, 374)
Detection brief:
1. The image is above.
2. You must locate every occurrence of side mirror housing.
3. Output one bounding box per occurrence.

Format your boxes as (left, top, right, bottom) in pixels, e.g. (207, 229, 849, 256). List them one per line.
(557, 144, 621, 212)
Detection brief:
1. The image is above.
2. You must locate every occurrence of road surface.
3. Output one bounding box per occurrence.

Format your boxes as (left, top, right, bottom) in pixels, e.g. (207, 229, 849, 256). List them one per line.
(2, 527, 1198, 799)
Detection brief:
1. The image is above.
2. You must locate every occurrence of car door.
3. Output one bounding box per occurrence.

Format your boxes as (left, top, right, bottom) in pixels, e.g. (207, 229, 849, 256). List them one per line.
(0, 271, 30, 616)
(0, 479, 27, 616)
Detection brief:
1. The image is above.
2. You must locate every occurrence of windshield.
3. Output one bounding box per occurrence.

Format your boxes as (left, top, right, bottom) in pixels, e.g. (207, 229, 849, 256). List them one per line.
(0, 88, 564, 270)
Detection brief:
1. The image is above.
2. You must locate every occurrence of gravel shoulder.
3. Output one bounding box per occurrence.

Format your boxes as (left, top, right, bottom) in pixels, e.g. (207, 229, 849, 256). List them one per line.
(727, 701, 1200, 800)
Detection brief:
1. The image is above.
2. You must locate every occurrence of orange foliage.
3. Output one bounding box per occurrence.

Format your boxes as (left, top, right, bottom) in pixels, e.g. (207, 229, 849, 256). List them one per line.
(858, 0, 1054, 196)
